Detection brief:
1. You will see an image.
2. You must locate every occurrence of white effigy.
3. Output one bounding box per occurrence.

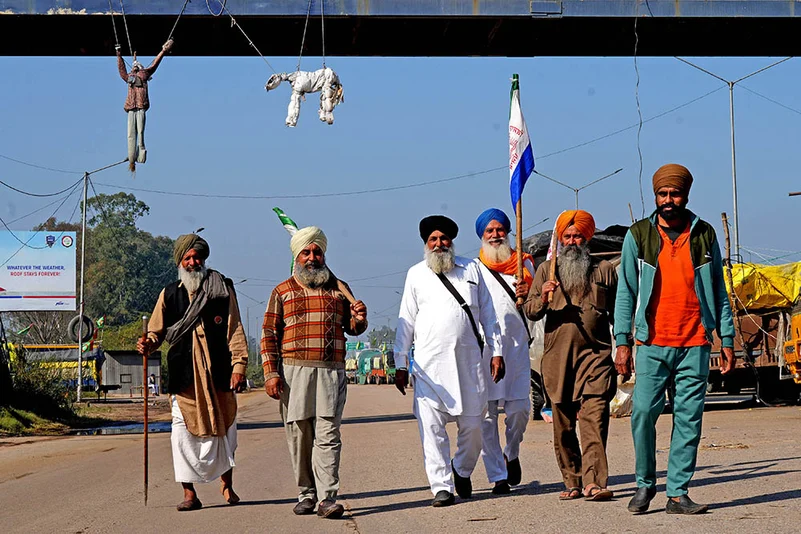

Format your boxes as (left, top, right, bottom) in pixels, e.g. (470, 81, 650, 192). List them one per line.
(265, 68, 344, 127)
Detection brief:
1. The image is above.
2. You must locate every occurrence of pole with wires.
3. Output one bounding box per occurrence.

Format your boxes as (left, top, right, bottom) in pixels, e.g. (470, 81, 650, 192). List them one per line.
(674, 56, 792, 262)
(76, 172, 88, 402)
(728, 82, 740, 262)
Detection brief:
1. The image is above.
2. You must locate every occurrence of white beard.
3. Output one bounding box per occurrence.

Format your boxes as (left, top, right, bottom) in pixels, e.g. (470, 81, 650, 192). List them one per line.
(294, 262, 332, 288)
(179, 265, 207, 294)
(424, 245, 456, 274)
(481, 236, 512, 263)
(557, 243, 591, 299)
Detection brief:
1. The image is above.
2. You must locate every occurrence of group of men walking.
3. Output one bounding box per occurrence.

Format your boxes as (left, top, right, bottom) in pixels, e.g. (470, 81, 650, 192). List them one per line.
(138, 162, 734, 518)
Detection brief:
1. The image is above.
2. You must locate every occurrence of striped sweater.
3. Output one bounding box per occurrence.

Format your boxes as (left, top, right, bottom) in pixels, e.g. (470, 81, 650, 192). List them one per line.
(261, 276, 367, 380)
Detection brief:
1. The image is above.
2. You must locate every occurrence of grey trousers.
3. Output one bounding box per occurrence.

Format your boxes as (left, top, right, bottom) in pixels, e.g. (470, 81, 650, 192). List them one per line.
(127, 109, 147, 165)
(280, 367, 347, 503)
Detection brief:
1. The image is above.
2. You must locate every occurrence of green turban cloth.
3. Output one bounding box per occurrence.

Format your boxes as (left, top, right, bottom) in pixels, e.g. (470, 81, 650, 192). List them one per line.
(173, 234, 209, 265)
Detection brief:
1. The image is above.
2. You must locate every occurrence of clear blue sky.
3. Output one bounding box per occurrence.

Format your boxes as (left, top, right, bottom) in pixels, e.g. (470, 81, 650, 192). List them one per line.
(1, 54, 799, 339)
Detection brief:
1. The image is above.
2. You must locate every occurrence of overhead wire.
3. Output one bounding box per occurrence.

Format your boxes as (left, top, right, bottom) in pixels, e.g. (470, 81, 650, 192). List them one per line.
(739, 85, 801, 117)
(0, 153, 81, 175)
(633, 0, 647, 218)
(95, 166, 507, 200)
(0, 182, 84, 268)
(0, 176, 84, 198)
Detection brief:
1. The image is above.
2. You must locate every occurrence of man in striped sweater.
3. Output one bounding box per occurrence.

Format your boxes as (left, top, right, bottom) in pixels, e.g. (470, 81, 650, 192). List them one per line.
(261, 226, 368, 519)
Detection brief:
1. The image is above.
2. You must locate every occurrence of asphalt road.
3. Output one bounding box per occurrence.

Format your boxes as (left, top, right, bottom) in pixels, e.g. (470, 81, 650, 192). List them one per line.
(1, 386, 800, 534)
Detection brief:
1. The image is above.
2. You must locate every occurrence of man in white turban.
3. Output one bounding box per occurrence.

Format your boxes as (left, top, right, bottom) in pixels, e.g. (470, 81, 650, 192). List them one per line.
(262, 226, 368, 519)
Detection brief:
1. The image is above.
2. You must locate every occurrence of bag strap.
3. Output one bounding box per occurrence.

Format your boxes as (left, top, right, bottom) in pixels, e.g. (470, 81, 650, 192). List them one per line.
(435, 273, 484, 353)
(482, 264, 533, 346)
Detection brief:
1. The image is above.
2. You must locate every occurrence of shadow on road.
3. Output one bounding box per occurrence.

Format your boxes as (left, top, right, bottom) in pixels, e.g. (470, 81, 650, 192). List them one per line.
(239, 412, 416, 431)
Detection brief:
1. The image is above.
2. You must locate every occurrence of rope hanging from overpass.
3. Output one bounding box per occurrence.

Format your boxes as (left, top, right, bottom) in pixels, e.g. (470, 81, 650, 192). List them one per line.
(297, 0, 327, 71)
(205, 0, 277, 74)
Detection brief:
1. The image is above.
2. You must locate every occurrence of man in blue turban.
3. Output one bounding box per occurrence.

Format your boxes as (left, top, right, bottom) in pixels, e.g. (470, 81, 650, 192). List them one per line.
(474, 208, 535, 494)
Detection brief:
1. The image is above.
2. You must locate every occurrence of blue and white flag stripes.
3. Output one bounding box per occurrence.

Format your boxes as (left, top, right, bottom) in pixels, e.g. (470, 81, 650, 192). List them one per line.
(509, 74, 535, 209)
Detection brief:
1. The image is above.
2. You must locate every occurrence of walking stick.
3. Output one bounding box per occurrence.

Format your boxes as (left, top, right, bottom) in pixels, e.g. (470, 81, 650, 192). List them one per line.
(141, 315, 149, 506)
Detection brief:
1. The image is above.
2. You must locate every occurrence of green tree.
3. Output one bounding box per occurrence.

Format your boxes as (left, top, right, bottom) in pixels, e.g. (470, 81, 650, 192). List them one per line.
(367, 325, 396, 348)
(82, 193, 174, 325)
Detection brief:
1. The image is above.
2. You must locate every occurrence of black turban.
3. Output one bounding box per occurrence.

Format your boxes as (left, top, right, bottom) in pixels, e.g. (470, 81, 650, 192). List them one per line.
(419, 215, 459, 242)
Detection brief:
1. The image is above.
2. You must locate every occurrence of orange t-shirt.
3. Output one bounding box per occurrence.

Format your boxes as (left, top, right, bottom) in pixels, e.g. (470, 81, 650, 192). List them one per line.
(645, 224, 709, 347)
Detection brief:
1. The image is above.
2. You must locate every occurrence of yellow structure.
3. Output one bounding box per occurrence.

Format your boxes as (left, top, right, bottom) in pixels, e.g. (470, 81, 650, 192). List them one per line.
(727, 262, 801, 311)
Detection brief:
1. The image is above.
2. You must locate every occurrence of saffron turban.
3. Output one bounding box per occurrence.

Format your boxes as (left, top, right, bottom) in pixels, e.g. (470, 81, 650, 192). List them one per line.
(173, 234, 209, 265)
(290, 226, 328, 259)
(475, 208, 511, 238)
(419, 215, 459, 242)
(555, 210, 596, 240)
(653, 163, 694, 194)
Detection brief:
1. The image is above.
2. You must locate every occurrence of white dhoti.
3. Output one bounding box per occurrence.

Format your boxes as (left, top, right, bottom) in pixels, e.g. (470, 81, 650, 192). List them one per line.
(414, 386, 484, 496)
(170, 396, 237, 483)
(480, 399, 531, 482)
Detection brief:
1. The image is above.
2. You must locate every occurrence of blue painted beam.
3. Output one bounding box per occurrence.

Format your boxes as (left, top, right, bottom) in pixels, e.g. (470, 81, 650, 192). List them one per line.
(2, 1, 801, 56)
(1, 1, 800, 17)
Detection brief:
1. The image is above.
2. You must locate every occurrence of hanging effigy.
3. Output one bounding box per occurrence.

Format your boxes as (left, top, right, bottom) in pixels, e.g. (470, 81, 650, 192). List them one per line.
(265, 68, 344, 127)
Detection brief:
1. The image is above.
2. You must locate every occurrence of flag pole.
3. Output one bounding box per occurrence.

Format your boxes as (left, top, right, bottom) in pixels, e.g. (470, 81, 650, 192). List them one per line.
(141, 315, 149, 506)
(515, 199, 524, 306)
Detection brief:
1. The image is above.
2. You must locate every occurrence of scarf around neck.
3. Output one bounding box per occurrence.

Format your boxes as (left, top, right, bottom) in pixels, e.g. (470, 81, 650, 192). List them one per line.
(165, 269, 230, 345)
(479, 248, 534, 285)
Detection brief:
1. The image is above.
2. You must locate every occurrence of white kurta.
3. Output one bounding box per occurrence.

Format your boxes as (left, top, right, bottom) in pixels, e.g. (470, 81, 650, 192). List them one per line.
(475, 260, 535, 402)
(395, 257, 503, 417)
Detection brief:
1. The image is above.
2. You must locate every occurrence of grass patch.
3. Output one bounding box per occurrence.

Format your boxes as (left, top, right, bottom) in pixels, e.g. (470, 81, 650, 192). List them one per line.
(0, 406, 67, 435)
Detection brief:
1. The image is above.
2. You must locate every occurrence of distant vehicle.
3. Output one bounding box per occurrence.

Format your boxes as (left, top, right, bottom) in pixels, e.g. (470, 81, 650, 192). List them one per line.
(355, 346, 396, 385)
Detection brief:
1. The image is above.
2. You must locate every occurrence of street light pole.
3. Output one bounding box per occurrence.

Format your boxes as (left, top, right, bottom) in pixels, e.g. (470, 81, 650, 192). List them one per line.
(675, 56, 792, 262)
(728, 81, 740, 261)
(533, 168, 624, 209)
(76, 172, 88, 402)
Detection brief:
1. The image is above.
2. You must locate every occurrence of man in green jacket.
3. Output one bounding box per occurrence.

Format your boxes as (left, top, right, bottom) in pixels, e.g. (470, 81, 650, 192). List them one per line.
(614, 163, 735, 515)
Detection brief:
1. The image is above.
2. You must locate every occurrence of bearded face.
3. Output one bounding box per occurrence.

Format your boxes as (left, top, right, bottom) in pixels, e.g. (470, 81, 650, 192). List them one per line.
(179, 263, 208, 294)
(294, 257, 331, 288)
(557, 242, 592, 298)
(481, 235, 512, 263)
(424, 244, 456, 274)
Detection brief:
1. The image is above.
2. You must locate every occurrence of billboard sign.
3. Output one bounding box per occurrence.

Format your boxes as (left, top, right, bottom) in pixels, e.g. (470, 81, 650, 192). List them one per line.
(0, 231, 77, 311)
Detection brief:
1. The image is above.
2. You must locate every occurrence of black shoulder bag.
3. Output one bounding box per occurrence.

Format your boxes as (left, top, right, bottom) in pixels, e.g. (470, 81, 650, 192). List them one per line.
(435, 273, 484, 353)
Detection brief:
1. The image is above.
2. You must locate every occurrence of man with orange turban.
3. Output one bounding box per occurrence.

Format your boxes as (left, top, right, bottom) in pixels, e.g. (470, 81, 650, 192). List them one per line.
(473, 208, 536, 494)
(523, 209, 618, 502)
(615, 164, 734, 515)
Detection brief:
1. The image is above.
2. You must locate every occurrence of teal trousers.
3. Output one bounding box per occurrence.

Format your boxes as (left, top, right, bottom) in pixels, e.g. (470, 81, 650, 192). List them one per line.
(631, 344, 710, 497)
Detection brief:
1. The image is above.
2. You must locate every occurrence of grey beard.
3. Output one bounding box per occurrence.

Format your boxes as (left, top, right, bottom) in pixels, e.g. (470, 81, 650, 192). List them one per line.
(481, 237, 512, 263)
(179, 265, 207, 294)
(557, 243, 591, 298)
(424, 245, 456, 274)
(294, 262, 332, 288)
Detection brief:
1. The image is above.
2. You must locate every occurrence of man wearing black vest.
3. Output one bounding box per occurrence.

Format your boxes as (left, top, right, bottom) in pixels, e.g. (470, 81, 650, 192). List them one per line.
(138, 234, 249, 511)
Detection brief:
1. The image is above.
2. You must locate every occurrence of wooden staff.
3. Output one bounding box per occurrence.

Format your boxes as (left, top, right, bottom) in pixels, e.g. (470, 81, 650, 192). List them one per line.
(327, 269, 356, 305)
(721, 213, 737, 311)
(516, 200, 524, 306)
(141, 315, 149, 506)
(547, 228, 558, 303)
